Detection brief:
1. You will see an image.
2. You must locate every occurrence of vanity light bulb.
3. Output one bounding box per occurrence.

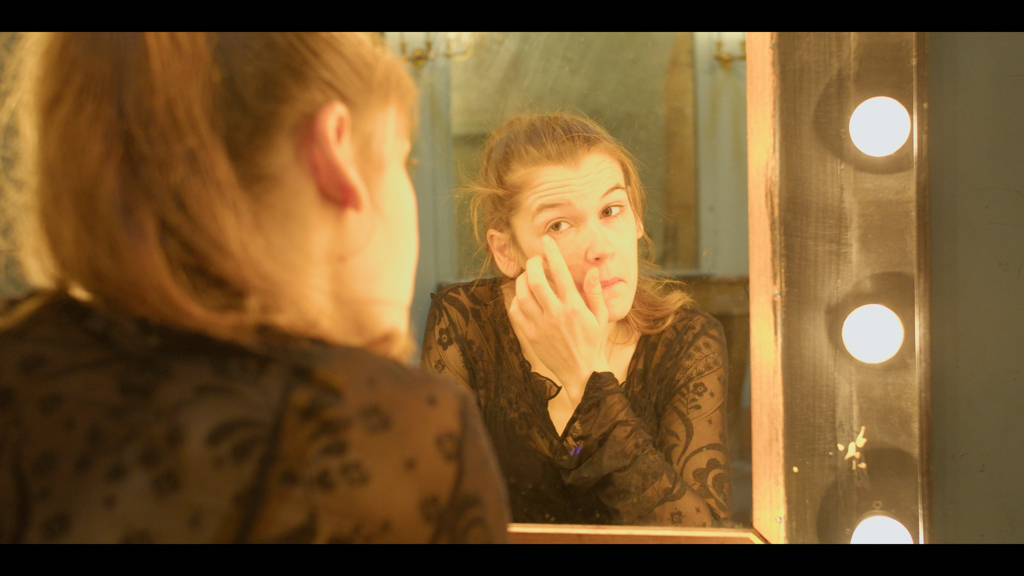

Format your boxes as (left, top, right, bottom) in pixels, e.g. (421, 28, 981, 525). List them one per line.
(850, 514, 914, 544)
(849, 97, 911, 157)
(842, 304, 904, 364)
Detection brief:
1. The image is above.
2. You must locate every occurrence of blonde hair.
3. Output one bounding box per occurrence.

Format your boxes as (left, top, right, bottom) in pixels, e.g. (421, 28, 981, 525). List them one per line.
(466, 112, 691, 335)
(2, 33, 416, 356)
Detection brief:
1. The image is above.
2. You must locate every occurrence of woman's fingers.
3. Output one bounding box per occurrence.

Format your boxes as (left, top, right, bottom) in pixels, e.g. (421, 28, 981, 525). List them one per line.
(524, 254, 560, 312)
(541, 236, 579, 304)
(507, 293, 527, 332)
(583, 267, 609, 326)
(515, 268, 544, 320)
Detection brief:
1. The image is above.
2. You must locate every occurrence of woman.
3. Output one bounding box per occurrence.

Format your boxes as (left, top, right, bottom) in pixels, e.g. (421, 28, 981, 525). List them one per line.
(0, 33, 508, 543)
(422, 113, 731, 526)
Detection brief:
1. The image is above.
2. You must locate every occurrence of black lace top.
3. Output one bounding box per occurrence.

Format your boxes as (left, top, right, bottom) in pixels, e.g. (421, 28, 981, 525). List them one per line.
(421, 277, 731, 527)
(0, 292, 510, 543)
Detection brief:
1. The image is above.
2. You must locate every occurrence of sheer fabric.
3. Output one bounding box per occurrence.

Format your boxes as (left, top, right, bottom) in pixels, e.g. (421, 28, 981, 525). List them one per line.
(0, 292, 509, 543)
(422, 277, 731, 527)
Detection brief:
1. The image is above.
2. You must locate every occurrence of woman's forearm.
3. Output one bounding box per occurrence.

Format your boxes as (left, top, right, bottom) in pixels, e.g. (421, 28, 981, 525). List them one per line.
(551, 372, 729, 525)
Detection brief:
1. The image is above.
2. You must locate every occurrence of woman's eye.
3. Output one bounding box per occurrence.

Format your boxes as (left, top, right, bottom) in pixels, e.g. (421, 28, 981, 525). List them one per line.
(603, 205, 623, 217)
(548, 221, 570, 233)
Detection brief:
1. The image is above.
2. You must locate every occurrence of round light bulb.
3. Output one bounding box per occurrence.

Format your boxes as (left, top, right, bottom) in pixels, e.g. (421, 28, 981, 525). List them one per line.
(849, 96, 911, 157)
(842, 304, 904, 364)
(850, 514, 914, 544)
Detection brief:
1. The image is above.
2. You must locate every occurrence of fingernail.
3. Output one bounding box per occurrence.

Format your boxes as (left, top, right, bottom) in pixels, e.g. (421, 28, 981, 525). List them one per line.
(542, 235, 552, 246)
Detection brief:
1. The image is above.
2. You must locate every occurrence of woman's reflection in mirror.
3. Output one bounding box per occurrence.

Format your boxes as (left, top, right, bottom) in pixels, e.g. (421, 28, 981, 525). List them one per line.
(422, 113, 732, 526)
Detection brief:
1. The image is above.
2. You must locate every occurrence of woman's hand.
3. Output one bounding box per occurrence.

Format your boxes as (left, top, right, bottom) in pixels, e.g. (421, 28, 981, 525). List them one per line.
(507, 236, 611, 405)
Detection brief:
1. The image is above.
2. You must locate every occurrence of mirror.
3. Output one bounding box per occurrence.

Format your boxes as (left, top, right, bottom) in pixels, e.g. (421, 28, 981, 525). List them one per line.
(387, 32, 753, 529)
(392, 31, 930, 544)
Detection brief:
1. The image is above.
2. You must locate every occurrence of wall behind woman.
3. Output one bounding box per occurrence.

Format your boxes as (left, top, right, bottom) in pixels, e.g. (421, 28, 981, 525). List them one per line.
(930, 32, 1024, 543)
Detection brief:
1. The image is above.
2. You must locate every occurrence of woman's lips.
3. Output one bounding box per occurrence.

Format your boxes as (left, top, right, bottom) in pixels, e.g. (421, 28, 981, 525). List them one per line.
(600, 278, 624, 290)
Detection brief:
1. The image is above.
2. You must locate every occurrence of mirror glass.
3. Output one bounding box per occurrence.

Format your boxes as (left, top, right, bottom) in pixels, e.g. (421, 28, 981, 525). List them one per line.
(390, 32, 752, 527)
(0, 33, 754, 530)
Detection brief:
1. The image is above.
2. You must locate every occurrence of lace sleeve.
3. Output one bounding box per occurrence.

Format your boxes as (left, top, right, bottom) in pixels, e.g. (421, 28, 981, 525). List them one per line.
(550, 313, 731, 526)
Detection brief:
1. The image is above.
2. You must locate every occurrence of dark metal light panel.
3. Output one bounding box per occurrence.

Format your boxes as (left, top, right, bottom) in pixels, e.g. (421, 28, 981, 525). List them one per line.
(773, 32, 929, 544)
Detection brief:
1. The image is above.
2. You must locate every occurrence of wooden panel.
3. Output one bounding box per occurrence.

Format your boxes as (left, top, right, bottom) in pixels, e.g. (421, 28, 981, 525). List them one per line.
(913, 32, 931, 546)
(776, 32, 851, 545)
(746, 31, 786, 544)
(508, 524, 765, 544)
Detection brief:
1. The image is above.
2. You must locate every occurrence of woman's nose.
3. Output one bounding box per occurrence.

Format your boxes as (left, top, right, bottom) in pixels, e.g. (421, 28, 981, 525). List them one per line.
(582, 224, 614, 263)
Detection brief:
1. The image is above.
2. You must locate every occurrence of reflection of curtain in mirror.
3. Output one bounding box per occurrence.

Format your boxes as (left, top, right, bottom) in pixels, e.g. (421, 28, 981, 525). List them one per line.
(694, 32, 749, 275)
(662, 33, 698, 270)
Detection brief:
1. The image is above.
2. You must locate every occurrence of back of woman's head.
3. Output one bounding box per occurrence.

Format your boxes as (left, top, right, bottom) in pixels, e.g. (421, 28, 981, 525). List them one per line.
(13, 32, 415, 344)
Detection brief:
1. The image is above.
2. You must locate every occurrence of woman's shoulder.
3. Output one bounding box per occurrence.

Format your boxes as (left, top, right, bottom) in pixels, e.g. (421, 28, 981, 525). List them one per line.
(654, 305, 726, 348)
(428, 277, 505, 326)
(260, 346, 507, 543)
(0, 289, 473, 417)
(432, 277, 502, 306)
(0, 290, 67, 337)
(278, 346, 478, 461)
(309, 345, 475, 412)
(0, 296, 484, 542)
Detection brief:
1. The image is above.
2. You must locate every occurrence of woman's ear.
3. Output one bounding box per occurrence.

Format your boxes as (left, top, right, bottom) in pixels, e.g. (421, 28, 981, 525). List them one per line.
(487, 229, 523, 277)
(306, 101, 368, 211)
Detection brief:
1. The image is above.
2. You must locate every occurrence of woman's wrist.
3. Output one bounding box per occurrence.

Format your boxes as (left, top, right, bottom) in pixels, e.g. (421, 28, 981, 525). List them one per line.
(562, 359, 611, 405)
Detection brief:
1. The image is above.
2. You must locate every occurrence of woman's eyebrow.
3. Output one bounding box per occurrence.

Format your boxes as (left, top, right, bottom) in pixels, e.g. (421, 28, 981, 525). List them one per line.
(531, 200, 574, 219)
(530, 184, 627, 219)
(602, 184, 627, 199)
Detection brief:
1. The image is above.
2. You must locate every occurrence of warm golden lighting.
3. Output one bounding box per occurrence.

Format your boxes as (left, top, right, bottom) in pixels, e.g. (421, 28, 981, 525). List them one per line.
(849, 96, 911, 157)
(842, 304, 904, 363)
(850, 514, 914, 544)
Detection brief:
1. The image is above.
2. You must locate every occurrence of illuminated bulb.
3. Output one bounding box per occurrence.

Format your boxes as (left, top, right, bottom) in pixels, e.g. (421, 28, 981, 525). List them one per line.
(849, 96, 911, 157)
(842, 304, 904, 363)
(850, 514, 914, 544)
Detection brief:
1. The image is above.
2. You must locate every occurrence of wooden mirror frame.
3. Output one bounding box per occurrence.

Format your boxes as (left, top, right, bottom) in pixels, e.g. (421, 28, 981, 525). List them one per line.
(509, 31, 929, 544)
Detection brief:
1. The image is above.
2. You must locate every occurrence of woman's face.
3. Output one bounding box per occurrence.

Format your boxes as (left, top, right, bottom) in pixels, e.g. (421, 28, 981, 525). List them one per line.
(507, 152, 642, 323)
(365, 108, 418, 314)
(323, 105, 417, 339)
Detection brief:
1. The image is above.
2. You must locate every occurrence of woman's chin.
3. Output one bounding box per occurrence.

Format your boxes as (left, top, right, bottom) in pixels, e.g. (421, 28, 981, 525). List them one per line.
(603, 285, 636, 321)
(605, 301, 633, 324)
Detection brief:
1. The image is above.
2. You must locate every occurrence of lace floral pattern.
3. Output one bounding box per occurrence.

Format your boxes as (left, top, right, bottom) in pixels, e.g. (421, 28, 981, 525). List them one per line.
(421, 277, 731, 526)
(0, 292, 510, 543)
